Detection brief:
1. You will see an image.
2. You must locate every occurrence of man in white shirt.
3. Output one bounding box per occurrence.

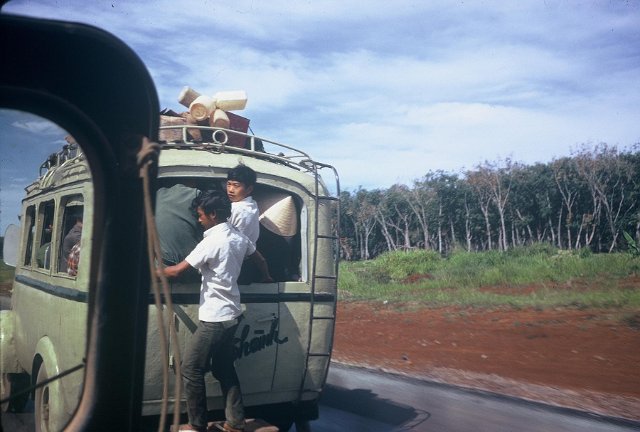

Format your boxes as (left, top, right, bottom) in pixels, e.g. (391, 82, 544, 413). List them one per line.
(163, 190, 272, 432)
(226, 164, 259, 245)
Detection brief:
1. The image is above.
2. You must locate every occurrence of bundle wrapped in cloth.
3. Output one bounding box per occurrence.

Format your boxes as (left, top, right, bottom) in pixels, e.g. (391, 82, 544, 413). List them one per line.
(159, 109, 202, 141)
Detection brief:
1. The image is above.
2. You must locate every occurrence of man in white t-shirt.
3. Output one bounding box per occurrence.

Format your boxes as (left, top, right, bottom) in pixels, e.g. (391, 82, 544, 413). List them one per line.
(226, 164, 259, 245)
(163, 190, 272, 432)
(227, 164, 269, 285)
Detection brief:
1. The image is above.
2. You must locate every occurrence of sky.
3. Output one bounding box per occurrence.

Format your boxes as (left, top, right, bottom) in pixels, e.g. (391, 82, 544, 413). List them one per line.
(1, 0, 640, 232)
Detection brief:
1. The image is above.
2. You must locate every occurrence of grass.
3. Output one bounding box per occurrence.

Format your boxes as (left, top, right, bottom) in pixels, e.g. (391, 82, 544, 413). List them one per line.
(0, 260, 15, 296)
(3, 244, 638, 309)
(338, 246, 640, 309)
(0, 260, 14, 284)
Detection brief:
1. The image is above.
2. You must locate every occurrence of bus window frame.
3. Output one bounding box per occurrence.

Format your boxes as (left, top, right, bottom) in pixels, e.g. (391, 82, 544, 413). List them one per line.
(57, 195, 85, 276)
(23, 204, 36, 267)
(35, 199, 55, 271)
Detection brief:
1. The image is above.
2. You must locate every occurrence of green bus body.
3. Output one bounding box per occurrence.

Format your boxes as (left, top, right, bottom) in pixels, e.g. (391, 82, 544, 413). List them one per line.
(1, 126, 339, 430)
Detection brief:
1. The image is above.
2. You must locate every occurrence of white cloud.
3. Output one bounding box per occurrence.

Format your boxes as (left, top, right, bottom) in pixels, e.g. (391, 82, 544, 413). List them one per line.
(3, 0, 639, 192)
(11, 119, 64, 136)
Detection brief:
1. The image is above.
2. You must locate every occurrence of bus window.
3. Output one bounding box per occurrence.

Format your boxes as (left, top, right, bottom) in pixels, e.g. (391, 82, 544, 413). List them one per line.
(36, 200, 55, 270)
(58, 197, 84, 275)
(23, 205, 36, 266)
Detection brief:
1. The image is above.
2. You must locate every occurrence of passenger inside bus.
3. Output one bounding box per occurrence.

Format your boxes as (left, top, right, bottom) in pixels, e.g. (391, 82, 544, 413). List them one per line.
(36, 202, 55, 269)
(66, 241, 81, 276)
(59, 209, 83, 274)
(155, 182, 203, 282)
(156, 180, 301, 284)
(36, 223, 52, 268)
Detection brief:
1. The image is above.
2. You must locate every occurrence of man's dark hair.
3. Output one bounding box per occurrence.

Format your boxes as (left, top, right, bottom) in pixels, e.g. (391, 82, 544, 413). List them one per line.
(69, 207, 83, 222)
(192, 189, 231, 220)
(227, 164, 257, 187)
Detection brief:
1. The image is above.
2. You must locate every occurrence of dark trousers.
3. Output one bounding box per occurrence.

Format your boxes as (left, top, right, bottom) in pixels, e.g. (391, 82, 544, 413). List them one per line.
(182, 319, 244, 429)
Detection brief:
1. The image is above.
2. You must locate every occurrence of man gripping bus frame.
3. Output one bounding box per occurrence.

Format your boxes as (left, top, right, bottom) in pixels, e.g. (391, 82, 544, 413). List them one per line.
(162, 190, 272, 432)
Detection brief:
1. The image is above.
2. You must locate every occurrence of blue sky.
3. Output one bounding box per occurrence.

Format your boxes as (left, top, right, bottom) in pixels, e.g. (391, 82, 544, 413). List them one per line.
(1, 0, 640, 232)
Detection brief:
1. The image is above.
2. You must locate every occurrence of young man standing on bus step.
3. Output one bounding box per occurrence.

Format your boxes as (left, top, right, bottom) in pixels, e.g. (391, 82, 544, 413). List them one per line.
(163, 190, 273, 432)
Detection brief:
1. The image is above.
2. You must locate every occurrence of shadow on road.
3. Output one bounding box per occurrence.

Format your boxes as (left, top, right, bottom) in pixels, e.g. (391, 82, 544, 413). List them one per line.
(320, 384, 430, 430)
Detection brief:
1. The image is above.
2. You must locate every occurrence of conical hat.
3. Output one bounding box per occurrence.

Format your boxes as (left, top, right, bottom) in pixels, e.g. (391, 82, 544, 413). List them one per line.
(258, 194, 297, 237)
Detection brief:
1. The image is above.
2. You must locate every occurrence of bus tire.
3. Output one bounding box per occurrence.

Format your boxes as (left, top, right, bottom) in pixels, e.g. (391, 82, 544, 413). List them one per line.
(1, 373, 30, 413)
(35, 364, 51, 432)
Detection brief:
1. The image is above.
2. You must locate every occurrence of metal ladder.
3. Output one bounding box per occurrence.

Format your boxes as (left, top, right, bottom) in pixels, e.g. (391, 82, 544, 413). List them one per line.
(298, 160, 341, 400)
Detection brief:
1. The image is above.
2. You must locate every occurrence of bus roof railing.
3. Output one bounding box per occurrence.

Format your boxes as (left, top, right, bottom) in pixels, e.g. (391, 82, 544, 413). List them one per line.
(158, 125, 339, 195)
(32, 125, 340, 198)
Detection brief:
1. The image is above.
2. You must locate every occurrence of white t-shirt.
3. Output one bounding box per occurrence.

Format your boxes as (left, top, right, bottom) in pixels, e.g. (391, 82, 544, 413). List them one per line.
(185, 222, 256, 322)
(230, 196, 260, 245)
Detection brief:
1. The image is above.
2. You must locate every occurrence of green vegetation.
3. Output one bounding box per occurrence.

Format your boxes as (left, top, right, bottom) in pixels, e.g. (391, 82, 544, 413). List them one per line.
(624, 231, 640, 256)
(341, 146, 640, 260)
(0, 260, 14, 285)
(338, 246, 640, 309)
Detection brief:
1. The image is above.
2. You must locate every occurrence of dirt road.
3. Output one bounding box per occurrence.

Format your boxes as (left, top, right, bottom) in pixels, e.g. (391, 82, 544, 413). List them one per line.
(332, 301, 640, 422)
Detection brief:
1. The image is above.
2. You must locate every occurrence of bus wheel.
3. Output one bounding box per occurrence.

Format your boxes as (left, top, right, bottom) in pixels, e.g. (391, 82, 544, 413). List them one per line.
(35, 365, 51, 432)
(1, 373, 30, 413)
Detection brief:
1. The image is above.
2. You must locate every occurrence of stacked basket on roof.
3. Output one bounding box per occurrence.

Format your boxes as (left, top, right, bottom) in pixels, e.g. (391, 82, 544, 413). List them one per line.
(159, 87, 249, 148)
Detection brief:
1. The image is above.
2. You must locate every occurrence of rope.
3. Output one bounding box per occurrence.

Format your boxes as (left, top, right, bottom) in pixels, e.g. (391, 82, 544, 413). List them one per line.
(137, 137, 183, 432)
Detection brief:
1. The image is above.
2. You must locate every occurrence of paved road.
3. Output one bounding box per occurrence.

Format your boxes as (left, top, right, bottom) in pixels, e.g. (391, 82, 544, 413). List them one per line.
(310, 363, 640, 432)
(2, 293, 638, 432)
(2, 364, 639, 432)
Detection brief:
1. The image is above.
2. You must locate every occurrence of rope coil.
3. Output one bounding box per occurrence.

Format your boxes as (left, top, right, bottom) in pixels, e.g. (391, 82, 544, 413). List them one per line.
(138, 137, 183, 432)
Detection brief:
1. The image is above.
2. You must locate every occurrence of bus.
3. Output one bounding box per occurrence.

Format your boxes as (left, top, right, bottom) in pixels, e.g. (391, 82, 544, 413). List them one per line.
(1, 116, 340, 431)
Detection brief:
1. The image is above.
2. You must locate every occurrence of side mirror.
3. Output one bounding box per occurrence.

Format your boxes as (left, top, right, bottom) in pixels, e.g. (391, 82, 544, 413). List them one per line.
(2, 224, 20, 267)
(1, 12, 159, 430)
